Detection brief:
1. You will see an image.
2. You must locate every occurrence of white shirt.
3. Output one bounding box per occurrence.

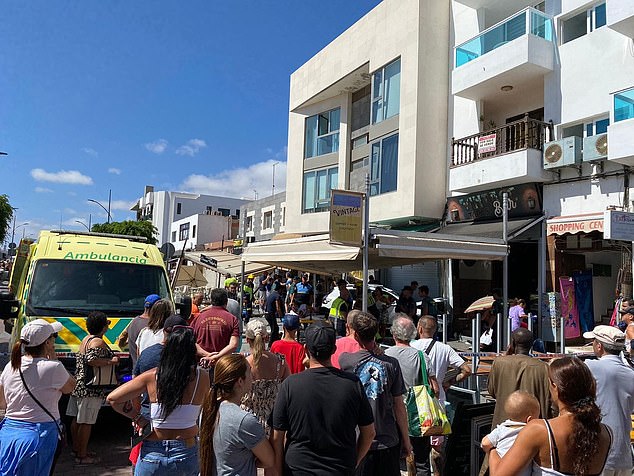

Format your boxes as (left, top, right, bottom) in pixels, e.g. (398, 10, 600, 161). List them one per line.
(411, 338, 466, 402)
(136, 327, 164, 357)
(0, 357, 70, 421)
(486, 420, 531, 476)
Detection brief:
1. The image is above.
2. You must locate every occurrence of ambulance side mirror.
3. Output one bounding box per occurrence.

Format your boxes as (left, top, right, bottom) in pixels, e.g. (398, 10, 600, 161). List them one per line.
(0, 291, 20, 320)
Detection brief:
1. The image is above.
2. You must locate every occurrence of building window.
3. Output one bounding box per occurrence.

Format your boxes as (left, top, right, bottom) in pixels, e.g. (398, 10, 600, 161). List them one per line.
(192, 225, 196, 239)
(171, 231, 176, 242)
(263, 211, 273, 230)
(176, 202, 182, 215)
(303, 167, 338, 213)
(282, 207, 286, 226)
(561, 3, 606, 44)
(235, 209, 240, 218)
(370, 134, 399, 196)
(586, 118, 609, 136)
(218, 208, 230, 217)
(372, 58, 401, 124)
(305, 108, 340, 158)
(179, 223, 190, 241)
(246, 215, 253, 232)
(352, 85, 371, 131)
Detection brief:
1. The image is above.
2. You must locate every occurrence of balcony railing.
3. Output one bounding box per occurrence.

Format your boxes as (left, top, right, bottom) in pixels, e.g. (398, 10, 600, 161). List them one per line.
(613, 86, 634, 122)
(455, 7, 553, 67)
(451, 116, 553, 167)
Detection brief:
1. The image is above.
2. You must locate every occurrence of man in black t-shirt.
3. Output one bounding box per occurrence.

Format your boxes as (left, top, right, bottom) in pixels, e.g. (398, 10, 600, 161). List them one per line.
(264, 283, 283, 344)
(272, 321, 375, 475)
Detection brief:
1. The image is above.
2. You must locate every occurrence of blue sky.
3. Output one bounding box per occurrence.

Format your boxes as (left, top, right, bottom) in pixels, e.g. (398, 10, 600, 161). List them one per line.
(0, 0, 381, 242)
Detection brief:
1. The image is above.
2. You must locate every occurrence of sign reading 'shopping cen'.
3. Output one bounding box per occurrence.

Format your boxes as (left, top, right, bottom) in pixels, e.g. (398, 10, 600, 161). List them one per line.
(329, 190, 364, 246)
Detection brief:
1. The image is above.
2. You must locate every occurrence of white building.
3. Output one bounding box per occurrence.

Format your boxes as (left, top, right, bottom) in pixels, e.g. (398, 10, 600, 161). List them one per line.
(449, 0, 634, 335)
(170, 213, 238, 252)
(284, 0, 451, 235)
(279, 0, 634, 339)
(131, 185, 247, 246)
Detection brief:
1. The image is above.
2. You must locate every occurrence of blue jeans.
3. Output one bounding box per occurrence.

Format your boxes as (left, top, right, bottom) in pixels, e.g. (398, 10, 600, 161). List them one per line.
(0, 418, 59, 476)
(135, 439, 199, 476)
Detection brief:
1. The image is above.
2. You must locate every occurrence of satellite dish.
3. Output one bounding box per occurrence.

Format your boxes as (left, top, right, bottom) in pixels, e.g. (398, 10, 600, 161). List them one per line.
(159, 243, 176, 260)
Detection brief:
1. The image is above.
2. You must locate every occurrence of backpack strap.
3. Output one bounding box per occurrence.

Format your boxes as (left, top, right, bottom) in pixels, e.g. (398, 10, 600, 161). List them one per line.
(18, 366, 63, 438)
(425, 339, 437, 355)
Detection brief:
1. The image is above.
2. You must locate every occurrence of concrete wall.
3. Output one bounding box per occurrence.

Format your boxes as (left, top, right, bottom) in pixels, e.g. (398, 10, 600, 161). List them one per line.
(171, 214, 236, 251)
(239, 192, 286, 242)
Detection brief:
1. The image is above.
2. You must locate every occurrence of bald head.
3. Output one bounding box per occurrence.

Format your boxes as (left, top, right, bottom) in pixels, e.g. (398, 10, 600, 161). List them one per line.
(504, 391, 540, 422)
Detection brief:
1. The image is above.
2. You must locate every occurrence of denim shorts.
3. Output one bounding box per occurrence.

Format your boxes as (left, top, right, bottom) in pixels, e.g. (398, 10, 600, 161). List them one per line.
(134, 438, 199, 476)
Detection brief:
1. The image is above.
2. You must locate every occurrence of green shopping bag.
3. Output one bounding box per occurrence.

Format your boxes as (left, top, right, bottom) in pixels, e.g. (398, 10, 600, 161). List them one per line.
(405, 351, 452, 437)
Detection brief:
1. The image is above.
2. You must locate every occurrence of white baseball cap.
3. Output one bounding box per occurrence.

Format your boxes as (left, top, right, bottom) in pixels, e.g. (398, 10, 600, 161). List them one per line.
(583, 325, 625, 346)
(20, 319, 63, 347)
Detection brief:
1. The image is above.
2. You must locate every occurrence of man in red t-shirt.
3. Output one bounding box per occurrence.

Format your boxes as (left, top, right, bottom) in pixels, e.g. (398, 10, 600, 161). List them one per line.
(332, 310, 361, 369)
(194, 288, 240, 367)
(271, 314, 306, 374)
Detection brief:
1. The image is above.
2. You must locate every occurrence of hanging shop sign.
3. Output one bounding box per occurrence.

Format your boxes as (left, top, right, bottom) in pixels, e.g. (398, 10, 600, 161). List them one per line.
(603, 210, 634, 241)
(446, 183, 542, 222)
(546, 213, 604, 236)
(329, 190, 363, 246)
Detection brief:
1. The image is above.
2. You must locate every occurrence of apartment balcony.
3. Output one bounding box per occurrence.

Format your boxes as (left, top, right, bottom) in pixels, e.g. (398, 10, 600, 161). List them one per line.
(607, 0, 634, 37)
(450, 116, 553, 193)
(452, 8, 555, 100)
(608, 86, 634, 166)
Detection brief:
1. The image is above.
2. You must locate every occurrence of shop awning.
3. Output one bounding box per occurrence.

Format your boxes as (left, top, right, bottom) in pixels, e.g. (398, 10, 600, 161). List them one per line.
(241, 228, 508, 274)
(184, 250, 273, 276)
(546, 213, 604, 236)
(440, 216, 545, 241)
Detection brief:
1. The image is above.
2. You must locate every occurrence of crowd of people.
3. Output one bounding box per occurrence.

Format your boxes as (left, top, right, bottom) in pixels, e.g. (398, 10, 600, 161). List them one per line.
(0, 280, 633, 476)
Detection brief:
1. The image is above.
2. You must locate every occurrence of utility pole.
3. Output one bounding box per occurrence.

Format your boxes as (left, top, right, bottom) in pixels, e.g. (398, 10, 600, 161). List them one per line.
(272, 162, 279, 197)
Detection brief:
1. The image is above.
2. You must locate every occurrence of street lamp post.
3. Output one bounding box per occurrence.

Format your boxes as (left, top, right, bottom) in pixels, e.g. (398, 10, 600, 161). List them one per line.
(88, 190, 112, 223)
(75, 220, 90, 231)
(272, 161, 279, 197)
(11, 219, 29, 245)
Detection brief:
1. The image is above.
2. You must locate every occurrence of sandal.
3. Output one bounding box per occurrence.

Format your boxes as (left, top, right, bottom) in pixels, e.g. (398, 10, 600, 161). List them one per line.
(71, 450, 97, 457)
(75, 456, 101, 465)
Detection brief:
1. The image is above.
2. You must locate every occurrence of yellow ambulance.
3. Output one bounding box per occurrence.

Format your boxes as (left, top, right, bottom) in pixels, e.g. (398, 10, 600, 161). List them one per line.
(0, 230, 178, 378)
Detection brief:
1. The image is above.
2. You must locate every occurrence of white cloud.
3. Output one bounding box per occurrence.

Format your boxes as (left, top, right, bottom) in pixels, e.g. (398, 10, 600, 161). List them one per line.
(30, 168, 93, 185)
(82, 147, 98, 157)
(108, 168, 121, 175)
(144, 139, 168, 154)
(176, 138, 207, 157)
(180, 159, 287, 199)
(109, 200, 135, 211)
(64, 208, 77, 215)
(34, 187, 53, 193)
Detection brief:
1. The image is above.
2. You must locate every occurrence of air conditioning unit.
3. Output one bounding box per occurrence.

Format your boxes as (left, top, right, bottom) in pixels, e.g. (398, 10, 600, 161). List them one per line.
(583, 134, 608, 162)
(212, 211, 223, 216)
(543, 136, 582, 169)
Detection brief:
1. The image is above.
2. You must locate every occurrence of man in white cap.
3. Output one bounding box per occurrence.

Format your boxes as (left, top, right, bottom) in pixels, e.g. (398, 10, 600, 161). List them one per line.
(584, 325, 634, 476)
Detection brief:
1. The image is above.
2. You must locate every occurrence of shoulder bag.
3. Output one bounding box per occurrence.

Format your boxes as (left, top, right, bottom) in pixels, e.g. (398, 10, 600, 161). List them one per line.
(404, 350, 451, 437)
(82, 336, 119, 389)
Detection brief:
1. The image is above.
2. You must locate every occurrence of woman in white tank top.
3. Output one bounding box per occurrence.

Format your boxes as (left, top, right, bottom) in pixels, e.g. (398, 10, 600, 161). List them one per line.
(484, 356, 611, 476)
(108, 323, 209, 476)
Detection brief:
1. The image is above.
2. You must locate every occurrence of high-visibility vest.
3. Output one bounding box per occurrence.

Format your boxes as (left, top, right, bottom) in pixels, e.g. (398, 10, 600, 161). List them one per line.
(329, 297, 347, 319)
(243, 285, 254, 310)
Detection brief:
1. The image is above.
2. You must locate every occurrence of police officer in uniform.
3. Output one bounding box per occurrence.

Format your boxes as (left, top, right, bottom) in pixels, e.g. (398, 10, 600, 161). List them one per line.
(329, 279, 352, 337)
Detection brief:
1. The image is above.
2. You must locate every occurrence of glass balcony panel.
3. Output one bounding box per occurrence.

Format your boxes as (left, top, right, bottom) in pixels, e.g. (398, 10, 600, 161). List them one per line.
(614, 88, 634, 122)
(455, 8, 553, 67)
(530, 10, 554, 41)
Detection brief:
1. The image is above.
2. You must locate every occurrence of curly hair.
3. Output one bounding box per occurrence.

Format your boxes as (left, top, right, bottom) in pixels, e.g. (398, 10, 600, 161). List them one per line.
(549, 357, 602, 476)
(199, 354, 248, 476)
(155, 327, 197, 420)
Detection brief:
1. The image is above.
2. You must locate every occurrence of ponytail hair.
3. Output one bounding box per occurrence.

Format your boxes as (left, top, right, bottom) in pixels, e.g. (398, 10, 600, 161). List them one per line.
(11, 339, 48, 370)
(549, 357, 602, 475)
(199, 354, 248, 476)
(244, 318, 269, 369)
(10, 341, 22, 370)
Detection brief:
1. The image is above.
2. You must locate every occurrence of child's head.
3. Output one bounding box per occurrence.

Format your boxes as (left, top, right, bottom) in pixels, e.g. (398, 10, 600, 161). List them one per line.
(504, 391, 540, 423)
